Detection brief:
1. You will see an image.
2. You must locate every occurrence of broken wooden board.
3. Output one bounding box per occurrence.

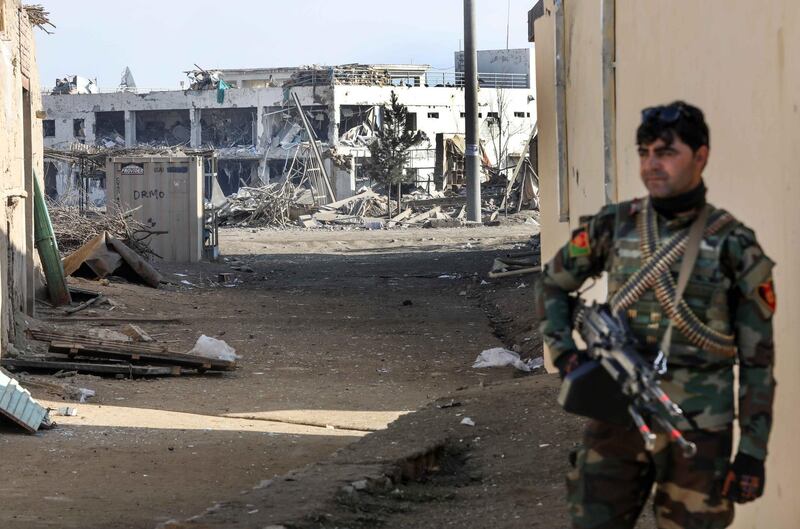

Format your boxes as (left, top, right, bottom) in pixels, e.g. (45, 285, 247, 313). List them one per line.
(390, 208, 413, 222)
(318, 190, 377, 211)
(402, 196, 467, 209)
(27, 329, 235, 371)
(42, 316, 182, 324)
(404, 206, 442, 225)
(2, 358, 186, 377)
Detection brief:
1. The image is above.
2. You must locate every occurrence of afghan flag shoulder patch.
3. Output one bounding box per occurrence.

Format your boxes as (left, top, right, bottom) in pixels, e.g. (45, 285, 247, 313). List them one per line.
(568, 227, 591, 258)
(757, 279, 777, 314)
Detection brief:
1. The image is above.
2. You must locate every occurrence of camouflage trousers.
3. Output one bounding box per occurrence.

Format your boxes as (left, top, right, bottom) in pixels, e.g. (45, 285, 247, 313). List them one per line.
(567, 420, 734, 529)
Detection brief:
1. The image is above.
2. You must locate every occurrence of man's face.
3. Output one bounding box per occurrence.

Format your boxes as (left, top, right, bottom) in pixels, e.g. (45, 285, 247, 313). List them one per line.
(638, 136, 708, 198)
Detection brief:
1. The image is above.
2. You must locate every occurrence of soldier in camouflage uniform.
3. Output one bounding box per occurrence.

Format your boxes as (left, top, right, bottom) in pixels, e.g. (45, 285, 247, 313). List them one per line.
(539, 101, 775, 528)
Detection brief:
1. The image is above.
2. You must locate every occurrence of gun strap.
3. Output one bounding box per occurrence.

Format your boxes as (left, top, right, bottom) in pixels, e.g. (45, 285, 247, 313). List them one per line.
(659, 205, 709, 358)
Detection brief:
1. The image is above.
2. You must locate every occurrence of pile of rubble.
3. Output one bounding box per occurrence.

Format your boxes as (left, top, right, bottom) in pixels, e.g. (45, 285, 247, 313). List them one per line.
(215, 184, 516, 230)
(216, 181, 312, 228)
(284, 64, 392, 88)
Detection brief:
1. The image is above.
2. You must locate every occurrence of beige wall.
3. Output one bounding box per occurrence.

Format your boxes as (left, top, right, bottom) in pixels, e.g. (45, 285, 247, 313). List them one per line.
(535, 1, 799, 526)
(0, 0, 44, 350)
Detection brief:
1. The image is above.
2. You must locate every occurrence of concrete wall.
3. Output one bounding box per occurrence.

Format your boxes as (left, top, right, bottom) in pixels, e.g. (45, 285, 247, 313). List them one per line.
(534, 1, 800, 526)
(0, 0, 43, 348)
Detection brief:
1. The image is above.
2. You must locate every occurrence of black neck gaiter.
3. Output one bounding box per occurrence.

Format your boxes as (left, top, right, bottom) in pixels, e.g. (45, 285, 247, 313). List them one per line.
(651, 180, 707, 219)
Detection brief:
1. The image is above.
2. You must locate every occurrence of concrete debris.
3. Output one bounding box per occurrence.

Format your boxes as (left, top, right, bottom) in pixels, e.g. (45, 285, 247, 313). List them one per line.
(186, 65, 225, 91)
(51, 75, 98, 95)
(284, 64, 392, 88)
(218, 181, 310, 228)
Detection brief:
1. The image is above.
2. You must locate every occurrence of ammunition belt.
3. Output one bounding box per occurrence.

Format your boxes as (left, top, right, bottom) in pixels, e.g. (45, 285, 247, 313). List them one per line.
(609, 201, 737, 356)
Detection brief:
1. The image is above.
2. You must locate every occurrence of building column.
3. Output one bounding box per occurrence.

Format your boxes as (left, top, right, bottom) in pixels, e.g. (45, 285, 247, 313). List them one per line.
(124, 110, 136, 147)
(333, 162, 355, 200)
(189, 108, 201, 148)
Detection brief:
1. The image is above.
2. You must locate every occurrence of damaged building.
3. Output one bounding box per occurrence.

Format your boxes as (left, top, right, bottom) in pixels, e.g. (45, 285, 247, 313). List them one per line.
(42, 48, 536, 204)
(0, 0, 44, 349)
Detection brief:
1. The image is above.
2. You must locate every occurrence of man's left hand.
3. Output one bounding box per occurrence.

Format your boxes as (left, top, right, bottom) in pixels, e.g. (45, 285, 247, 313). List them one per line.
(722, 453, 765, 503)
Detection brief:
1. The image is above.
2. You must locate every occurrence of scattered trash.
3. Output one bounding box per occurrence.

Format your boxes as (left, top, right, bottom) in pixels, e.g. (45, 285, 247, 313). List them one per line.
(188, 335, 240, 363)
(72, 388, 95, 403)
(472, 347, 542, 372)
(55, 406, 78, 417)
(528, 357, 545, 370)
(460, 417, 476, 427)
(436, 399, 462, 409)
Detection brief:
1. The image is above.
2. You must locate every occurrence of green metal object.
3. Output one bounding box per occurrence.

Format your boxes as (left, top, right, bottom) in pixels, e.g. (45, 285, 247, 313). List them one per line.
(33, 174, 71, 306)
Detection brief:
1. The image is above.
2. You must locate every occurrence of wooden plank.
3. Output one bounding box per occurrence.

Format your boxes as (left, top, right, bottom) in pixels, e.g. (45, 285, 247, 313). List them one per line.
(404, 206, 441, 225)
(318, 190, 377, 211)
(1, 358, 185, 377)
(43, 316, 182, 324)
(28, 330, 235, 371)
(390, 208, 413, 222)
(403, 196, 467, 209)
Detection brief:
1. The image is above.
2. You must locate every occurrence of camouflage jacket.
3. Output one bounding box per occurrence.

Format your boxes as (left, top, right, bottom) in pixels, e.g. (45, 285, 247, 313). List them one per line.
(539, 198, 776, 460)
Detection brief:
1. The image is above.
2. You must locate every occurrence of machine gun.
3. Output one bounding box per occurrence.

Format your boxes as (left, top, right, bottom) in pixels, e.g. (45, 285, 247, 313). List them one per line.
(558, 301, 697, 458)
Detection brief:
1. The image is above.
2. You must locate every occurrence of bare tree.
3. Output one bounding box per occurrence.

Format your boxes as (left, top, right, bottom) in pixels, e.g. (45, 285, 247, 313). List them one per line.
(482, 88, 528, 179)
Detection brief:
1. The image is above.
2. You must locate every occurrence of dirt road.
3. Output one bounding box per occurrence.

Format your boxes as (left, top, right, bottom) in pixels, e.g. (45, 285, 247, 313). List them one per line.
(2, 222, 554, 529)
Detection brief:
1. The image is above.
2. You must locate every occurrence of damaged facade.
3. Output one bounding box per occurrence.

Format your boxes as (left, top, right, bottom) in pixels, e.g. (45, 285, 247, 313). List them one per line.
(0, 0, 44, 349)
(42, 49, 536, 204)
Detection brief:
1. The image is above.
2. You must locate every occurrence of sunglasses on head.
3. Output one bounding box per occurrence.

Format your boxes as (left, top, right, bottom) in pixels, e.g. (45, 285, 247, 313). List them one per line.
(641, 104, 689, 124)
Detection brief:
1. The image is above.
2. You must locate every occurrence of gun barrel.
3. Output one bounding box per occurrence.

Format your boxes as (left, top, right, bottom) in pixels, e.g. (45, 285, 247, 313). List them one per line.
(653, 414, 697, 458)
(648, 385, 684, 417)
(628, 405, 656, 452)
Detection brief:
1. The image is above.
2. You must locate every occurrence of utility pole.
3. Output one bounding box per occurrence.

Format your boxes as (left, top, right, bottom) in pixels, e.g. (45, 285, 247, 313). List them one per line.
(464, 0, 481, 222)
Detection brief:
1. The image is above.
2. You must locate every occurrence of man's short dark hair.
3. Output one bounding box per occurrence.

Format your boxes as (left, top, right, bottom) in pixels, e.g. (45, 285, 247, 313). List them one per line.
(636, 101, 710, 152)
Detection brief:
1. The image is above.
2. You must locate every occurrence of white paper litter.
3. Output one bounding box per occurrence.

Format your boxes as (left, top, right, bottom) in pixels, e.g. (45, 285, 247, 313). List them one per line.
(472, 348, 543, 372)
(460, 417, 476, 426)
(188, 335, 240, 362)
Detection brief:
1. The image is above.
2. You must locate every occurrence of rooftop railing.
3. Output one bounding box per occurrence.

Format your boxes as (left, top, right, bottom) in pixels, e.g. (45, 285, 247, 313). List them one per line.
(41, 69, 531, 95)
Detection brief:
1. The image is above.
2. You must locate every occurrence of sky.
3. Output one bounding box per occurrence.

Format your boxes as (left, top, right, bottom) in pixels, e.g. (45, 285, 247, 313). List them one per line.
(34, 0, 535, 91)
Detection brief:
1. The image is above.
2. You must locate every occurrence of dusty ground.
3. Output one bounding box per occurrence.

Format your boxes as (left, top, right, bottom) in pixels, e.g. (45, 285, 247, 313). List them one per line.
(0, 220, 538, 528)
(0, 218, 659, 529)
